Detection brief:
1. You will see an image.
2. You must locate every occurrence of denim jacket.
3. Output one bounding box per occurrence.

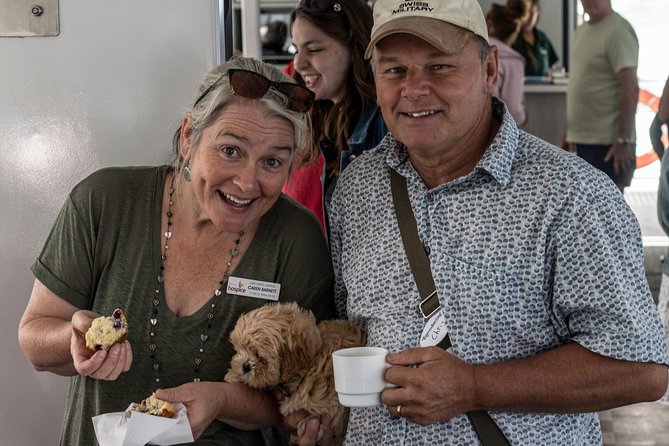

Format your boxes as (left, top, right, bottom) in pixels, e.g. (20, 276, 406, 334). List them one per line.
(322, 104, 387, 223)
(340, 104, 387, 171)
(283, 104, 388, 233)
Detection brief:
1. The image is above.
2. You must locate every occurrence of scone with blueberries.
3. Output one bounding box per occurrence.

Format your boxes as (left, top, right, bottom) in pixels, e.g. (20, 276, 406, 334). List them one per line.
(85, 308, 128, 351)
(130, 392, 176, 418)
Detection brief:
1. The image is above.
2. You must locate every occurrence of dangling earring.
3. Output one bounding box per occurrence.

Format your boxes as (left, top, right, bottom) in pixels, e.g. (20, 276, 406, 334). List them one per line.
(183, 162, 192, 182)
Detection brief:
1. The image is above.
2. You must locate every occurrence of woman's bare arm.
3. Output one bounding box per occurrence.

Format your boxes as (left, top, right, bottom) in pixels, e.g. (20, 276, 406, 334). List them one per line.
(18, 280, 80, 375)
(18, 279, 132, 379)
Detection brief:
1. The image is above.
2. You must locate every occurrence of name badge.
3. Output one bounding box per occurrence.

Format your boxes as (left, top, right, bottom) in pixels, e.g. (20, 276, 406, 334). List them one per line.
(227, 276, 281, 301)
(420, 310, 448, 347)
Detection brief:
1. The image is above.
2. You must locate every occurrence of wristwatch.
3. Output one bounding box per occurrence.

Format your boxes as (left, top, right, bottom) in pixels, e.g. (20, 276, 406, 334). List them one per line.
(616, 137, 634, 145)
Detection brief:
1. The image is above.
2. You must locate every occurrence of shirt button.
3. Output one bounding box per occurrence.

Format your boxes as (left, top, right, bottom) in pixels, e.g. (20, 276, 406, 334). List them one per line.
(424, 245, 431, 254)
(348, 155, 356, 161)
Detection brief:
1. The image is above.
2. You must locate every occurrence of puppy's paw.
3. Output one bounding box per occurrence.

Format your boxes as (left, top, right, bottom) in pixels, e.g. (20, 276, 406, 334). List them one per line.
(224, 367, 241, 383)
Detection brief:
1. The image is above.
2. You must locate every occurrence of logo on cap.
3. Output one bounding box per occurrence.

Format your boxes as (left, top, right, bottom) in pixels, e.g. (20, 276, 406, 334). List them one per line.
(392, 2, 435, 14)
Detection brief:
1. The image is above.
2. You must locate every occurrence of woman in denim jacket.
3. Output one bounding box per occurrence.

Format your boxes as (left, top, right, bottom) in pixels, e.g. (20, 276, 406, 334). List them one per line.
(283, 0, 387, 233)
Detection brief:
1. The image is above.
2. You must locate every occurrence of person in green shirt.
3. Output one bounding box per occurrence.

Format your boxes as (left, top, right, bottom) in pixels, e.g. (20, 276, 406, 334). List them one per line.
(564, 0, 639, 192)
(18, 56, 336, 445)
(512, 0, 559, 77)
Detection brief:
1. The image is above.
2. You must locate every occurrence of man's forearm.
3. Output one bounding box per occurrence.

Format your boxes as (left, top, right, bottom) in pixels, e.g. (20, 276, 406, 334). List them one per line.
(217, 383, 283, 428)
(473, 342, 668, 413)
(616, 67, 639, 141)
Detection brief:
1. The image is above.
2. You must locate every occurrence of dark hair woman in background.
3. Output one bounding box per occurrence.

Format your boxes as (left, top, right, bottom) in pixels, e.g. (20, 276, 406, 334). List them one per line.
(512, 0, 559, 77)
(284, 0, 387, 232)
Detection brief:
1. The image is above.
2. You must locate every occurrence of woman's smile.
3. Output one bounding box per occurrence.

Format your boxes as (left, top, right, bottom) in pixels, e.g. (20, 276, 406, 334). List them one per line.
(220, 191, 254, 207)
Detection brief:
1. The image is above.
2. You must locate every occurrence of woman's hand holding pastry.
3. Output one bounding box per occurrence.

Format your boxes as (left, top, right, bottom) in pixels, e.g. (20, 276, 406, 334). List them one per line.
(70, 310, 132, 380)
(157, 383, 222, 440)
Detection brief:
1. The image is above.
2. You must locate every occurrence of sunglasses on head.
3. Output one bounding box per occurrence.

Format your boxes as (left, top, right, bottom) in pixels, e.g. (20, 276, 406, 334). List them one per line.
(299, 0, 342, 12)
(193, 68, 315, 113)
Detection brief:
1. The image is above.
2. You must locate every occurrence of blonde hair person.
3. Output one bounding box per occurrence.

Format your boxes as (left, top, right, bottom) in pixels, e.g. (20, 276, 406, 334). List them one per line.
(19, 56, 336, 446)
(172, 56, 312, 178)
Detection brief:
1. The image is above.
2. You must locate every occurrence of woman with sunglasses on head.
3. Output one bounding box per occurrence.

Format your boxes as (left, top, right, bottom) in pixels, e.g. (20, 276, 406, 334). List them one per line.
(18, 56, 335, 445)
(283, 0, 388, 232)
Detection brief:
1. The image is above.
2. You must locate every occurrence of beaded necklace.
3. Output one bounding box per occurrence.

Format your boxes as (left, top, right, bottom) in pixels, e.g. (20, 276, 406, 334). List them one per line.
(149, 175, 244, 385)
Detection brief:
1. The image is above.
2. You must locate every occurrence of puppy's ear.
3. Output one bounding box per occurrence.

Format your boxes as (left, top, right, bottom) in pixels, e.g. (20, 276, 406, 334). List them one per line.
(279, 306, 322, 384)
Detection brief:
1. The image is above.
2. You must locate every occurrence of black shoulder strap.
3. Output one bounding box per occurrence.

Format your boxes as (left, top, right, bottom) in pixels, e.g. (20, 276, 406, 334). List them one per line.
(390, 170, 443, 323)
(390, 169, 511, 446)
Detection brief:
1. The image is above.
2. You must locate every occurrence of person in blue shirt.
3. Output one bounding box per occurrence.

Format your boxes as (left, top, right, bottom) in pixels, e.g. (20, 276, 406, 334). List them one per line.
(651, 76, 669, 159)
(655, 75, 669, 404)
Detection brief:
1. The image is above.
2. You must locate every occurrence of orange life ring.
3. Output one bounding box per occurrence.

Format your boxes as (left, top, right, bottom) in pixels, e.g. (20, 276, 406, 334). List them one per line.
(636, 88, 669, 168)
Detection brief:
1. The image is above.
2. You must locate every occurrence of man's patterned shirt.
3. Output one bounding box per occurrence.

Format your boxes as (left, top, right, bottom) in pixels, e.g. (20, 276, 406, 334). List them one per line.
(329, 103, 669, 445)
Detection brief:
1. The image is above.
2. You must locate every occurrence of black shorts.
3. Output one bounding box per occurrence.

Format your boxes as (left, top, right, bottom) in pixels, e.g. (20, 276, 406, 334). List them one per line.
(575, 143, 636, 187)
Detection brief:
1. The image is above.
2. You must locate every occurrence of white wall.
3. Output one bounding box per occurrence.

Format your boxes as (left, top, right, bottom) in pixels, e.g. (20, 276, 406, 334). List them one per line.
(0, 1, 217, 444)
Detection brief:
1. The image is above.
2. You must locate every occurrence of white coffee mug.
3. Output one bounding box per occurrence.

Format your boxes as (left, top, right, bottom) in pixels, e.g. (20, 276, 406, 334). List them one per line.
(332, 346, 391, 407)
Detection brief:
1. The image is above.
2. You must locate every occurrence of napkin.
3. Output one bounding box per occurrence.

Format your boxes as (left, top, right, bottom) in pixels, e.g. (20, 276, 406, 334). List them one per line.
(92, 402, 194, 446)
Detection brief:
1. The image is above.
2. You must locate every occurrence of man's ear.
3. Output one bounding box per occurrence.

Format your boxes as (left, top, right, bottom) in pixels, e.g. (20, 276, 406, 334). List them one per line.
(484, 44, 499, 95)
(179, 113, 193, 159)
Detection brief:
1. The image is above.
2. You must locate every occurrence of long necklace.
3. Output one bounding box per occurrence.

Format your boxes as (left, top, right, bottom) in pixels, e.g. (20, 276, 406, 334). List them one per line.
(149, 175, 244, 385)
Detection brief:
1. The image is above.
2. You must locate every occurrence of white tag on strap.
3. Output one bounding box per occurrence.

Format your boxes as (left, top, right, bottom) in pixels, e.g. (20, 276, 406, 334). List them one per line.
(420, 310, 448, 347)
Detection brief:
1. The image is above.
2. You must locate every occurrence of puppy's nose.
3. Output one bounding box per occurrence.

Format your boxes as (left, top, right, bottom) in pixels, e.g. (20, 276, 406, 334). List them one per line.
(242, 362, 251, 374)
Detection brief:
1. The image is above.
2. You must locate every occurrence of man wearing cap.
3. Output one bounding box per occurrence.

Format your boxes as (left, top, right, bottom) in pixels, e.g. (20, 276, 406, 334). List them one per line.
(290, 0, 669, 445)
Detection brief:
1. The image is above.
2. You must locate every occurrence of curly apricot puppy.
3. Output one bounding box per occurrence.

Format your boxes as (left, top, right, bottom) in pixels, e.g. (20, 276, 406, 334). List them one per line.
(225, 302, 365, 444)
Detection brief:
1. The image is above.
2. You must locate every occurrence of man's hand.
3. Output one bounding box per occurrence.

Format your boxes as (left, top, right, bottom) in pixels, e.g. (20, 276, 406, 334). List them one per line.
(283, 412, 334, 446)
(276, 389, 335, 446)
(560, 134, 575, 153)
(604, 141, 635, 174)
(70, 310, 132, 380)
(381, 346, 476, 425)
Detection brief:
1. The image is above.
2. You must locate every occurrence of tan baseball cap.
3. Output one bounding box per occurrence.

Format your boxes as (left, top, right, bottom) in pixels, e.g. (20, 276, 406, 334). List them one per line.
(364, 0, 489, 59)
